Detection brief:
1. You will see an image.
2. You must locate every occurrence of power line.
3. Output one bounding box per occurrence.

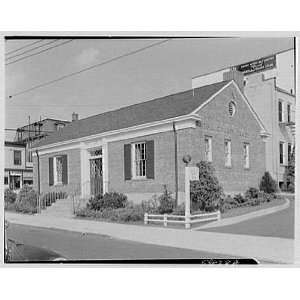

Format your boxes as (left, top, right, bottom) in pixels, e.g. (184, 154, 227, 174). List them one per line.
(6, 39, 74, 65)
(6, 39, 60, 60)
(8, 39, 171, 99)
(5, 39, 44, 55)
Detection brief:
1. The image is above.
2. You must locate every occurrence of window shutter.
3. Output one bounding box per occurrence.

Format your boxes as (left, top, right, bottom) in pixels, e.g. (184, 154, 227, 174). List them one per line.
(124, 144, 132, 180)
(49, 157, 54, 186)
(62, 155, 68, 184)
(146, 140, 155, 179)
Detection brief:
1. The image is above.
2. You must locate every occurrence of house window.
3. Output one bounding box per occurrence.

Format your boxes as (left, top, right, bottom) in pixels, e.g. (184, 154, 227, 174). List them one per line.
(279, 142, 284, 165)
(14, 150, 22, 165)
(243, 143, 250, 169)
(278, 100, 283, 122)
(228, 101, 236, 117)
(56, 123, 65, 131)
(4, 176, 8, 185)
(204, 136, 212, 162)
(288, 143, 292, 164)
(54, 156, 63, 184)
(132, 142, 146, 178)
(224, 139, 232, 167)
(287, 104, 291, 123)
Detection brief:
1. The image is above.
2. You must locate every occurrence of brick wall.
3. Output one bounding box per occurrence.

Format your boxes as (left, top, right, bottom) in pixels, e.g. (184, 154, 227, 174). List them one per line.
(33, 149, 81, 195)
(107, 83, 266, 201)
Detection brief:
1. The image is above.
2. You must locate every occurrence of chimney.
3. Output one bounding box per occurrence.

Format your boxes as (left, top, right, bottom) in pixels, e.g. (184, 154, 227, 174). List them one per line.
(223, 70, 244, 92)
(72, 112, 79, 122)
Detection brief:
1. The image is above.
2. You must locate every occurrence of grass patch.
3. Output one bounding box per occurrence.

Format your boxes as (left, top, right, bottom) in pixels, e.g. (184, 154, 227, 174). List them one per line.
(222, 197, 286, 219)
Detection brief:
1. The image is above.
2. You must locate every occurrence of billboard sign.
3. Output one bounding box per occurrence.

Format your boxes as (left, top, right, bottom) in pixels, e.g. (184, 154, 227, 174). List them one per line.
(235, 55, 276, 75)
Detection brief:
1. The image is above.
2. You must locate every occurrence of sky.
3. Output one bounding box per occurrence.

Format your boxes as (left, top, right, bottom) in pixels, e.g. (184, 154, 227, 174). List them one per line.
(5, 37, 294, 139)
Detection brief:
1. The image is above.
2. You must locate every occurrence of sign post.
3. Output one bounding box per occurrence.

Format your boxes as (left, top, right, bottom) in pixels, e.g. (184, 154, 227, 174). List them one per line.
(185, 166, 199, 229)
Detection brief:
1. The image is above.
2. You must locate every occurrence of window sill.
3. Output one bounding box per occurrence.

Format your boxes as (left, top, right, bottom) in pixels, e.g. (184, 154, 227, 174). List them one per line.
(129, 178, 154, 182)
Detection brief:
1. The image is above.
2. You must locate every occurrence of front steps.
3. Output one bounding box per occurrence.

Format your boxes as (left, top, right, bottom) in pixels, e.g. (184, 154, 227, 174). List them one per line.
(41, 198, 74, 218)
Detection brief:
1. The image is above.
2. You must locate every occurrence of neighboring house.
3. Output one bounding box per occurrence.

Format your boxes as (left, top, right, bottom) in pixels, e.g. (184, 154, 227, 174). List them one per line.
(192, 50, 295, 188)
(4, 117, 71, 191)
(243, 74, 295, 188)
(15, 117, 71, 167)
(32, 74, 268, 203)
(4, 141, 32, 191)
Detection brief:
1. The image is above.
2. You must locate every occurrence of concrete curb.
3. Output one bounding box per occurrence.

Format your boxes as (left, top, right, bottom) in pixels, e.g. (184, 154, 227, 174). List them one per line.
(5, 210, 294, 264)
(193, 198, 290, 230)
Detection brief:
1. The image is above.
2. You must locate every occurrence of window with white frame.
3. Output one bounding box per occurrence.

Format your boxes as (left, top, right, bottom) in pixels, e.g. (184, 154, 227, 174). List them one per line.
(243, 143, 250, 169)
(278, 100, 283, 122)
(54, 156, 63, 184)
(132, 142, 146, 178)
(287, 104, 291, 123)
(204, 136, 212, 162)
(224, 139, 232, 167)
(279, 142, 284, 165)
(288, 143, 292, 163)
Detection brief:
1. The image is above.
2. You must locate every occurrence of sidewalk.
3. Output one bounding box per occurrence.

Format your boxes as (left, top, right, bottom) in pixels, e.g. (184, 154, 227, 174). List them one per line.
(5, 212, 295, 264)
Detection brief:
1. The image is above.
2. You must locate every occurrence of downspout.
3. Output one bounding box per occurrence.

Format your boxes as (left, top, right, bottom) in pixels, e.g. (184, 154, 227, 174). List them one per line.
(36, 150, 41, 213)
(172, 122, 178, 207)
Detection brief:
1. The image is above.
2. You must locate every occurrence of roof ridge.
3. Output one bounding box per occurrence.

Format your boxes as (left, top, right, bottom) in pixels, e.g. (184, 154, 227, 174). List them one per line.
(71, 80, 229, 123)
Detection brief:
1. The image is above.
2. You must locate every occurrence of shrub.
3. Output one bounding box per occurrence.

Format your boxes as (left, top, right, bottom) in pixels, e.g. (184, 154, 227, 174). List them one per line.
(141, 195, 160, 213)
(259, 172, 277, 194)
(287, 182, 295, 193)
(76, 205, 144, 223)
(233, 193, 246, 204)
(87, 192, 128, 211)
(245, 187, 259, 199)
(4, 189, 17, 204)
(171, 203, 185, 216)
(15, 185, 38, 214)
(158, 185, 175, 214)
(190, 161, 224, 212)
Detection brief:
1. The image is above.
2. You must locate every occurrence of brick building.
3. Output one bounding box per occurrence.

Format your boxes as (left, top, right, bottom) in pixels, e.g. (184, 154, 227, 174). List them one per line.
(32, 74, 268, 203)
(192, 50, 295, 187)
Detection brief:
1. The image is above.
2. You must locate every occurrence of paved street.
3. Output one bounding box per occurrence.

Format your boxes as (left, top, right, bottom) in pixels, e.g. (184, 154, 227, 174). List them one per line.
(7, 223, 240, 261)
(200, 196, 295, 239)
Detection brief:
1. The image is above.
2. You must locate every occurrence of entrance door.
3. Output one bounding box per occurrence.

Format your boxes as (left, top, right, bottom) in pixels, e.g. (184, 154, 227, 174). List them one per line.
(9, 175, 21, 190)
(90, 158, 103, 196)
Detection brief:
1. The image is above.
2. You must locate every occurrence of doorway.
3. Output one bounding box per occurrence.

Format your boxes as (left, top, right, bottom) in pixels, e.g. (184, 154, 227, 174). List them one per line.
(90, 157, 103, 196)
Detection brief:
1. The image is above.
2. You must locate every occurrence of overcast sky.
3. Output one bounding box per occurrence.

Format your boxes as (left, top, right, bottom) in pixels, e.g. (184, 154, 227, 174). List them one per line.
(5, 37, 293, 137)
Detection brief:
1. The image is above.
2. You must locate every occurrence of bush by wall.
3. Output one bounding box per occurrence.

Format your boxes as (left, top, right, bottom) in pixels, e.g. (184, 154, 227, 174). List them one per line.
(157, 185, 175, 214)
(15, 185, 38, 214)
(190, 161, 224, 212)
(76, 204, 144, 223)
(4, 189, 17, 204)
(259, 172, 277, 194)
(87, 192, 128, 211)
(245, 187, 259, 199)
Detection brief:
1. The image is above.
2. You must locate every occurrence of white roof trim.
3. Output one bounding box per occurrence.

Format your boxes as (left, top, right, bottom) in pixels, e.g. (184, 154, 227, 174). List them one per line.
(190, 81, 232, 115)
(32, 114, 201, 151)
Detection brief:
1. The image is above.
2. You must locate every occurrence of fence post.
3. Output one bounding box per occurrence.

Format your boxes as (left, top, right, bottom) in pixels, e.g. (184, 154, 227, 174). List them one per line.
(144, 213, 148, 225)
(185, 214, 191, 229)
(163, 214, 167, 227)
(217, 210, 221, 220)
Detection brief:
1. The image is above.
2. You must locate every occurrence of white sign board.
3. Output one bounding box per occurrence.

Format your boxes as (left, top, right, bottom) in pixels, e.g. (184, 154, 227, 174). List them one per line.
(188, 167, 199, 181)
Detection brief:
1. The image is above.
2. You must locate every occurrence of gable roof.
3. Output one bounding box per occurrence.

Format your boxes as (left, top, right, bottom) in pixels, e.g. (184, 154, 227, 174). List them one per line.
(33, 80, 231, 148)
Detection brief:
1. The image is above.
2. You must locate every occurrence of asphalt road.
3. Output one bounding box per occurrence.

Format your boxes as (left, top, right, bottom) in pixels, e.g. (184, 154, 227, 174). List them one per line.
(200, 195, 295, 239)
(7, 223, 246, 262)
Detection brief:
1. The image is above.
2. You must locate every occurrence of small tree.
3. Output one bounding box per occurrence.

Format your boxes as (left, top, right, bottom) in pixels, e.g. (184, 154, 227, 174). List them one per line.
(259, 171, 277, 194)
(190, 161, 224, 212)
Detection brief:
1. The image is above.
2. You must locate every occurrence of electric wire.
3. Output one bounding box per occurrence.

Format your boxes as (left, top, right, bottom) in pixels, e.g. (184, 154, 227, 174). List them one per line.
(8, 39, 170, 99)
